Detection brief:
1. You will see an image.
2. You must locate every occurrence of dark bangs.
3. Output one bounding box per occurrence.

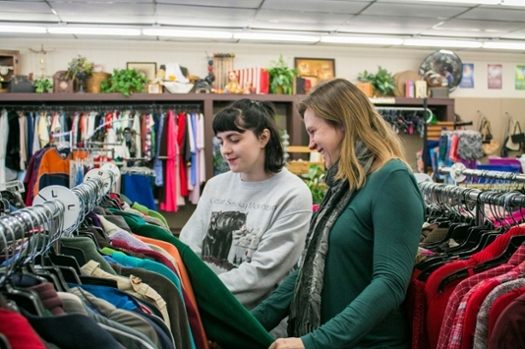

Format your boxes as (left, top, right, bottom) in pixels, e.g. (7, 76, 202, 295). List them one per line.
(212, 107, 245, 135)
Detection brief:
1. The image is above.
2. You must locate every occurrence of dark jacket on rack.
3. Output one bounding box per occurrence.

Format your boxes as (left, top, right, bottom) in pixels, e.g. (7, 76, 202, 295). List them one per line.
(5, 110, 21, 171)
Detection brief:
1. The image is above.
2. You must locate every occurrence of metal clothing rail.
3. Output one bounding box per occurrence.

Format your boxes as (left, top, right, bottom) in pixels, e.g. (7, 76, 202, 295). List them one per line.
(419, 181, 525, 226)
(0, 165, 117, 246)
(439, 163, 525, 183)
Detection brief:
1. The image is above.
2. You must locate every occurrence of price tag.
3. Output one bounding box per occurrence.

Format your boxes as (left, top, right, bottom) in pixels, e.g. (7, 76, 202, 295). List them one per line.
(33, 185, 81, 231)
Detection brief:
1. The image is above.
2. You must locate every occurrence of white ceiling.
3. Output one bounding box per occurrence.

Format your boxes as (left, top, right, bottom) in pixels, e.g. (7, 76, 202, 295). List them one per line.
(1, 0, 525, 46)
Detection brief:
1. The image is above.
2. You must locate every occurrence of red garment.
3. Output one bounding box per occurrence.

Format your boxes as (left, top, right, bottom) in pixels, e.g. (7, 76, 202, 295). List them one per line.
(0, 308, 47, 349)
(110, 238, 180, 276)
(459, 261, 525, 349)
(424, 226, 525, 349)
(488, 287, 525, 338)
(436, 245, 525, 349)
(406, 269, 428, 349)
(160, 110, 177, 212)
(28, 282, 66, 316)
(177, 112, 188, 197)
(488, 290, 525, 348)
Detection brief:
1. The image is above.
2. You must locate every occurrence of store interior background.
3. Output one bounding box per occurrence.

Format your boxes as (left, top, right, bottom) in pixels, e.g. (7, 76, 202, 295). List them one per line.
(2, 0, 525, 227)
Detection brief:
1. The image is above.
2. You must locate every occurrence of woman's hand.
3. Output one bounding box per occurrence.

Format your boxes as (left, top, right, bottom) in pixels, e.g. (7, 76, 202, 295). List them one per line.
(268, 338, 305, 349)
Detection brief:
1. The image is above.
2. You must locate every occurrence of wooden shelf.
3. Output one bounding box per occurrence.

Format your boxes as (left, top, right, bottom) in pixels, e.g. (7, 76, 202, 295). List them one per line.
(0, 92, 303, 103)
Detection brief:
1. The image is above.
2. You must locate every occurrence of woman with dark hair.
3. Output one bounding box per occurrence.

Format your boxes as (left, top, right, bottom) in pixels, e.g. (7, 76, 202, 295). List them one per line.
(251, 79, 425, 349)
(180, 99, 312, 314)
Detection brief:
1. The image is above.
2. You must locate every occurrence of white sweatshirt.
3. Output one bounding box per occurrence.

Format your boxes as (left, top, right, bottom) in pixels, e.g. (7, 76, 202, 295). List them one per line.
(180, 167, 312, 309)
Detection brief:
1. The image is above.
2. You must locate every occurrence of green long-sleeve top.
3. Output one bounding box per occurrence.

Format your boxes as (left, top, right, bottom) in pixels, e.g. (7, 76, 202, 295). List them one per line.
(251, 160, 425, 349)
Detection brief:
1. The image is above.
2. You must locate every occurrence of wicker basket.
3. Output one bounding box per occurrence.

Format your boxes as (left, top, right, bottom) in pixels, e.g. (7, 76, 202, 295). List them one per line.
(286, 160, 324, 176)
(85, 72, 111, 93)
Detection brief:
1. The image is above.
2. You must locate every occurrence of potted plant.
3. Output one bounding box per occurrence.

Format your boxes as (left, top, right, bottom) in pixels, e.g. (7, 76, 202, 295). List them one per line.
(357, 66, 396, 97)
(100, 68, 147, 97)
(302, 164, 327, 205)
(33, 78, 53, 93)
(267, 55, 298, 95)
(66, 55, 94, 93)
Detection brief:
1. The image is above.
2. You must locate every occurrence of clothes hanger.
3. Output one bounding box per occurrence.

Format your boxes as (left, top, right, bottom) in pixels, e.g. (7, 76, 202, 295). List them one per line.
(0, 217, 46, 317)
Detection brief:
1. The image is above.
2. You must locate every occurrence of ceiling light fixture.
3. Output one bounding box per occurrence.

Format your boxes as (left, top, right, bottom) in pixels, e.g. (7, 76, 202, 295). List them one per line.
(47, 27, 140, 36)
(0, 25, 46, 34)
(142, 28, 232, 39)
(500, 0, 525, 6)
(403, 39, 483, 48)
(233, 32, 320, 43)
(483, 41, 525, 50)
(321, 36, 403, 45)
(411, 0, 500, 4)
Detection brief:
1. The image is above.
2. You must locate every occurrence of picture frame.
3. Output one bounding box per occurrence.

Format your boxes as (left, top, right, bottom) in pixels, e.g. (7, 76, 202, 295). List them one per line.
(126, 62, 157, 81)
(147, 82, 162, 94)
(294, 58, 335, 93)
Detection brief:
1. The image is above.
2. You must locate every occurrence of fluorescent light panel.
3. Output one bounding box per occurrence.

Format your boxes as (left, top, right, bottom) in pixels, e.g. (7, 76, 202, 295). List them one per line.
(321, 36, 403, 45)
(234, 32, 320, 43)
(411, 0, 500, 4)
(483, 41, 525, 50)
(48, 27, 140, 36)
(142, 28, 232, 39)
(0, 25, 46, 33)
(403, 39, 483, 48)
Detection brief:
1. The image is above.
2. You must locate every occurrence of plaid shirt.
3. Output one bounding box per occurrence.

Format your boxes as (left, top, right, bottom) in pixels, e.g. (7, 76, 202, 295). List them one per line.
(448, 261, 525, 349)
(436, 245, 525, 349)
(473, 278, 525, 349)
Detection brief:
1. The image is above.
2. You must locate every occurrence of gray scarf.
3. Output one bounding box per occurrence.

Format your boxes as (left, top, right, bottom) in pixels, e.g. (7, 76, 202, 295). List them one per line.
(288, 141, 374, 336)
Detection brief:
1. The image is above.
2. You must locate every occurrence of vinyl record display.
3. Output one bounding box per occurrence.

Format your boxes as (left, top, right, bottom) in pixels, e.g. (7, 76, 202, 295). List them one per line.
(419, 50, 463, 92)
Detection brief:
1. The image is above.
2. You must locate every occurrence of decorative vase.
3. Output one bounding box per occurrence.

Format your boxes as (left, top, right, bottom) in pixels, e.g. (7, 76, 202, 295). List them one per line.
(75, 72, 87, 93)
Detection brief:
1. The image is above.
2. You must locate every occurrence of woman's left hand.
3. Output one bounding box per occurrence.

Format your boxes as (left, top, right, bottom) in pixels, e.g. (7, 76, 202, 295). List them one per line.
(268, 337, 305, 349)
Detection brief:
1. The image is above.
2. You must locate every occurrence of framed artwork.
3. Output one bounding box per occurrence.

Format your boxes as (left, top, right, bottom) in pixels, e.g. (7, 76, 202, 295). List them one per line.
(294, 57, 335, 93)
(126, 62, 156, 81)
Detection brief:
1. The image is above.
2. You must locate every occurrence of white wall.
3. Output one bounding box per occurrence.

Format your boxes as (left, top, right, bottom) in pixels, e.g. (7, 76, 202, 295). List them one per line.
(2, 37, 525, 98)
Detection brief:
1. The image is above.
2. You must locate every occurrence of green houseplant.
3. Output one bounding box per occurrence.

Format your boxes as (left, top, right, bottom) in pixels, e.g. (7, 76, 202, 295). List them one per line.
(100, 68, 147, 97)
(357, 66, 395, 96)
(34, 78, 53, 93)
(267, 55, 298, 95)
(302, 164, 327, 205)
(66, 55, 94, 93)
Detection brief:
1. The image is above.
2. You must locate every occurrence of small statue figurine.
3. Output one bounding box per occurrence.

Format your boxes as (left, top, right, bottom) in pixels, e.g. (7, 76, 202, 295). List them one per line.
(224, 70, 243, 94)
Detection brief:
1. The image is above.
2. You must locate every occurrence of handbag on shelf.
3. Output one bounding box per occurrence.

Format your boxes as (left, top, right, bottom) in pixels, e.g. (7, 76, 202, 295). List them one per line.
(479, 117, 500, 156)
(502, 117, 525, 156)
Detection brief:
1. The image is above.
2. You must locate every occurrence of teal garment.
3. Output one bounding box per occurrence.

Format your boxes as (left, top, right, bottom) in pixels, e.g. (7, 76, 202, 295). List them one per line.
(103, 248, 184, 298)
(120, 215, 274, 349)
(107, 208, 146, 225)
(253, 160, 425, 349)
(102, 248, 196, 349)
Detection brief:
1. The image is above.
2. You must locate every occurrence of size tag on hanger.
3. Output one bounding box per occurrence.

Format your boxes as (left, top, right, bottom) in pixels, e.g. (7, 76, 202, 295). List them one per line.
(101, 163, 120, 184)
(33, 185, 81, 231)
(84, 169, 112, 195)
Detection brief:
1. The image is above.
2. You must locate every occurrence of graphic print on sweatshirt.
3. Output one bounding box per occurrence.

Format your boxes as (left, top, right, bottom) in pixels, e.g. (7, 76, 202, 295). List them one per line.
(201, 211, 264, 271)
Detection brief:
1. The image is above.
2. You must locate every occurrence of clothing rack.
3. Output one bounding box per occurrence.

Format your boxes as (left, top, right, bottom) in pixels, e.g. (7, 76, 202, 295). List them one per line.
(0, 164, 118, 247)
(439, 162, 525, 183)
(419, 181, 525, 226)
